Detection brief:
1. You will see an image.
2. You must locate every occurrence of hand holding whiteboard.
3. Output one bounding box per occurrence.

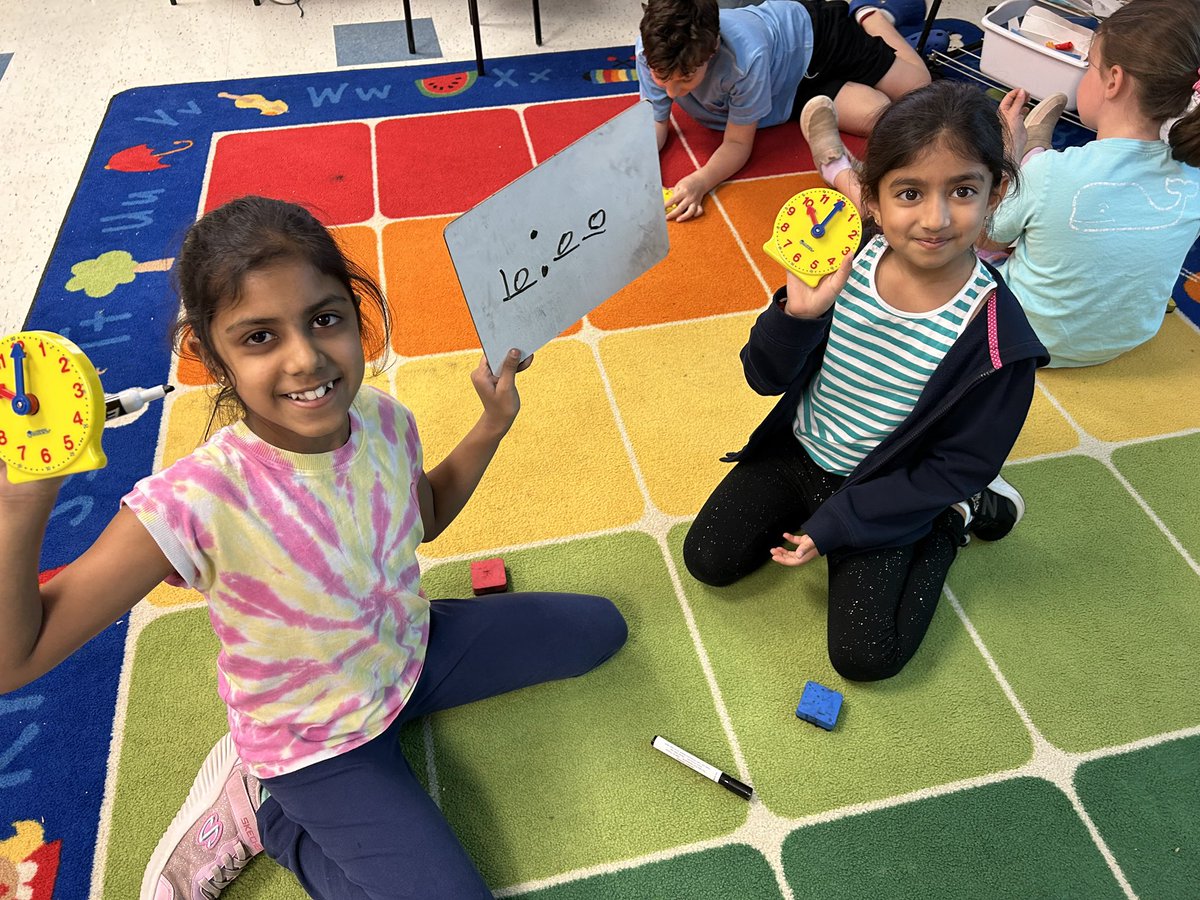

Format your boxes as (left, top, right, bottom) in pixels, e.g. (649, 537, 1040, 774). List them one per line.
(444, 101, 669, 374)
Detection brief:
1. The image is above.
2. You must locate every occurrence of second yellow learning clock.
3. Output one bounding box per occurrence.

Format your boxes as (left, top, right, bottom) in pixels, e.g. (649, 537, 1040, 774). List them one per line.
(763, 187, 862, 286)
(0, 331, 107, 483)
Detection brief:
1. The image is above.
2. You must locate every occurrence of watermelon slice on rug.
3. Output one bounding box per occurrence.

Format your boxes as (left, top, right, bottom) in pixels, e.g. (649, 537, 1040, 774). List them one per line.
(416, 71, 477, 98)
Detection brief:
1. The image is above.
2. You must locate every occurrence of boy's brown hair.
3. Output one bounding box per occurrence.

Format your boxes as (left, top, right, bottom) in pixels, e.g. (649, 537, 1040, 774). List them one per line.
(639, 0, 720, 77)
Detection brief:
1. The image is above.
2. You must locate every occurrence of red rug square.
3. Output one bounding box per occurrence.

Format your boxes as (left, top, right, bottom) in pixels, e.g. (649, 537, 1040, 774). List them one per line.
(205, 122, 374, 225)
(524, 95, 641, 163)
(376, 109, 533, 219)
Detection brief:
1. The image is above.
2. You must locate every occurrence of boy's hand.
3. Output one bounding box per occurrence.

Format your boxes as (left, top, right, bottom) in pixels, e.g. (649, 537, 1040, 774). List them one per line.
(998, 88, 1030, 159)
(667, 174, 707, 222)
(471, 349, 533, 432)
(770, 532, 819, 567)
(783, 253, 853, 319)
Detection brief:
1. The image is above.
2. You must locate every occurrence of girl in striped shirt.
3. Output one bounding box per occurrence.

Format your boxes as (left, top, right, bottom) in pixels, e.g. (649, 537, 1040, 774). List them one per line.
(685, 81, 1048, 681)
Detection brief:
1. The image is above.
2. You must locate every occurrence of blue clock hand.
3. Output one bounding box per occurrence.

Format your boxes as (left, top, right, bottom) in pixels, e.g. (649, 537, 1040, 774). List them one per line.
(9, 344, 33, 416)
(810, 200, 846, 239)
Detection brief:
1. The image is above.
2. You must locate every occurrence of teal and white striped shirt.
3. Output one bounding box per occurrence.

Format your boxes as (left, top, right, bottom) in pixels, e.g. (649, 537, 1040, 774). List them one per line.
(795, 235, 996, 475)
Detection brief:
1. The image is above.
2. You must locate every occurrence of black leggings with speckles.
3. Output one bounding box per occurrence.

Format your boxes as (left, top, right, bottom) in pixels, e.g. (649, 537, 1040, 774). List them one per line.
(683, 429, 963, 681)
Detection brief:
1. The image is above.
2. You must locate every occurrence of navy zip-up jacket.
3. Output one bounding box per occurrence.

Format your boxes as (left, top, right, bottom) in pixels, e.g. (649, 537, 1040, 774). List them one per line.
(723, 269, 1050, 556)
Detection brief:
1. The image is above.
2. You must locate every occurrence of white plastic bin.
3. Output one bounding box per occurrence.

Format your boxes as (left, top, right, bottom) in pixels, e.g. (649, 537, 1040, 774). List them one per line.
(980, 0, 1091, 110)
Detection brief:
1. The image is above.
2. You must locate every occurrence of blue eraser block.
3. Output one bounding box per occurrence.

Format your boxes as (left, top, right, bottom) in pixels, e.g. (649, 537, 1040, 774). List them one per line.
(796, 680, 843, 730)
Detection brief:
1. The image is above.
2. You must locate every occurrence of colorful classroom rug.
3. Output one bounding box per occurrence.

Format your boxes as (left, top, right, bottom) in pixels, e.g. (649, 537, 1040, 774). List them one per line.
(5, 44, 1200, 900)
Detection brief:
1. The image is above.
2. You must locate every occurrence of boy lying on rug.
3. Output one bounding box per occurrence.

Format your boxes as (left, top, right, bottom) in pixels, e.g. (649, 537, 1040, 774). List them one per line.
(636, 0, 930, 221)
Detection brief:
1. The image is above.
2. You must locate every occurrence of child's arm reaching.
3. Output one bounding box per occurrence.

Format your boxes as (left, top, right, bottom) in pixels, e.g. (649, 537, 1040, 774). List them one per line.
(655, 119, 671, 151)
(0, 471, 175, 693)
(417, 349, 530, 542)
(998, 88, 1030, 162)
(667, 121, 758, 221)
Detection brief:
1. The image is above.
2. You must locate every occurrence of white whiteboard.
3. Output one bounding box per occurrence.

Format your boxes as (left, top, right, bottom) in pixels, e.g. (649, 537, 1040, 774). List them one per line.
(444, 100, 669, 374)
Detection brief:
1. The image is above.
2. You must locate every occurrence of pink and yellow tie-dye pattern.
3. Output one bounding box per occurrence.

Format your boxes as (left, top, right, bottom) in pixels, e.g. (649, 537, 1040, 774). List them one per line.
(124, 387, 429, 778)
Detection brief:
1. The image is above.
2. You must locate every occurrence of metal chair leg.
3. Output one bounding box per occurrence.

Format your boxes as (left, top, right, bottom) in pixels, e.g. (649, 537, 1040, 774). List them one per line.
(402, 0, 416, 54)
(467, 0, 485, 76)
(533, 0, 542, 45)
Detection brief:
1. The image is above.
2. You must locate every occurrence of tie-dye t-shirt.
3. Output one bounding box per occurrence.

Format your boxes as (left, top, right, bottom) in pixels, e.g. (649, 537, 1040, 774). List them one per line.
(123, 386, 429, 779)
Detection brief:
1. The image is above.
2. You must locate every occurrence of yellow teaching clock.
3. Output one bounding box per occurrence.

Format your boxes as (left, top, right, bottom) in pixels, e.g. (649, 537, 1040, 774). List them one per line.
(0, 331, 107, 483)
(763, 187, 862, 286)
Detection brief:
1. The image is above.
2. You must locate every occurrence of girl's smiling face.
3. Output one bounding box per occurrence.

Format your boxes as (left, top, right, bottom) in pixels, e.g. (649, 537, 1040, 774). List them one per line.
(209, 258, 365, 454)
(867, 138, 1002, 276)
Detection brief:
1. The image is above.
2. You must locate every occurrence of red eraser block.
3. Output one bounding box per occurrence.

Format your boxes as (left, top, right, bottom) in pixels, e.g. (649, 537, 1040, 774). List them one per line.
(471, 558, 508, 595)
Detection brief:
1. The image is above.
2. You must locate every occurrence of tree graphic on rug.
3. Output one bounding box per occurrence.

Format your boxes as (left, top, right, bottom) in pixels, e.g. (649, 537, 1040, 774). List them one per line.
(64, 250, 173, 299)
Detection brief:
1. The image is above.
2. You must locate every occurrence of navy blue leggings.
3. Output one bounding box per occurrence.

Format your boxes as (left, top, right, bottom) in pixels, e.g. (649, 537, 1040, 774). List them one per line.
(256, 592, 627, 899)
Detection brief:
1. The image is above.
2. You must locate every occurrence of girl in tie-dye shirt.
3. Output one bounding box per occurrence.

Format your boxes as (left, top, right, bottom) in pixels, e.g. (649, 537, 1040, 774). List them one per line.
(0, 196, 626, 900)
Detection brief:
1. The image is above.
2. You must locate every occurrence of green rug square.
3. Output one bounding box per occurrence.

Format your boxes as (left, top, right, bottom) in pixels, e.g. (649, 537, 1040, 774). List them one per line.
(104, 531, 746, 897)
(419, 532, 747, 890)
(102, 609, 305, 899)
(1076, 735, 1200, 898)
(781, 778, 1124, 899)
(513, 844, 783, 899)
(668, 524, 1030, 819)
(1112, 431, 1200, 560)
(950, 457, 1200, 751)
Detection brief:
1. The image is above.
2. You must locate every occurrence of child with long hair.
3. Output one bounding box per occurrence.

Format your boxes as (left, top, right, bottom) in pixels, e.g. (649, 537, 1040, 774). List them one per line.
(684, 81, 1048, 681)
(988, 0, 1200, 366)
(0, 196, 627, 898)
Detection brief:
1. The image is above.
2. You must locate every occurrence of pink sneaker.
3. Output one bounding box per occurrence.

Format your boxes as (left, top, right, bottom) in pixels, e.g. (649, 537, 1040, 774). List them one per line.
(140, 733, 265, 900)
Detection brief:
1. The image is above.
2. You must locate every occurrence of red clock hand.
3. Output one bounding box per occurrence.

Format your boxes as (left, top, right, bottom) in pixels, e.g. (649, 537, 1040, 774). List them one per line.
(806, 204, 819, 226)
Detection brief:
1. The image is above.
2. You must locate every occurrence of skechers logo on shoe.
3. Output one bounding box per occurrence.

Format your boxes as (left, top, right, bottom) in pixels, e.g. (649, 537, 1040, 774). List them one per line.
(197, 813, 223, 849)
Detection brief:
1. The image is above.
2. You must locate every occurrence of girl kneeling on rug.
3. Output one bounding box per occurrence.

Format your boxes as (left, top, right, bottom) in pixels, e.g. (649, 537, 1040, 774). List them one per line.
(684, 80, 1049, 681)
(0, 196, 626, 899)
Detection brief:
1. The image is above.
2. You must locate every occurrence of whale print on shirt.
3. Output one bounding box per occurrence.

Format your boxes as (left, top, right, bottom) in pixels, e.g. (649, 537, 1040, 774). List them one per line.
(1069, 177, 1199, 232)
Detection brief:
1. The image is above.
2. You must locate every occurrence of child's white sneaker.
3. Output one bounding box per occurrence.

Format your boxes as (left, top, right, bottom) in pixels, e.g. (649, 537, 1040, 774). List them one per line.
(141, 733, 264, 900)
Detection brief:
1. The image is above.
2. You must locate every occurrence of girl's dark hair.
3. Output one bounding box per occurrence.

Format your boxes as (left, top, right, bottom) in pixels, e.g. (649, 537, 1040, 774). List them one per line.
(1095, 0, 1200, 166)
(169, 195, 390, 426)
(857, 80, 1020, 214)
(639, 0, 720, 77)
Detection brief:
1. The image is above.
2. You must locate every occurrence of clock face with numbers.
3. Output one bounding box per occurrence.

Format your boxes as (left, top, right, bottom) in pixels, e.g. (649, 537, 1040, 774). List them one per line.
(0, 331, 107, 483)
(762, 187, 862, 287)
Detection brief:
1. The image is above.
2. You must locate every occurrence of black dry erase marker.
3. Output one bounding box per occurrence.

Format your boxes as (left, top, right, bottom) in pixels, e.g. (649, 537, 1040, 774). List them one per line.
(105, 384, 175, 420)
(651, 735, 753, 800)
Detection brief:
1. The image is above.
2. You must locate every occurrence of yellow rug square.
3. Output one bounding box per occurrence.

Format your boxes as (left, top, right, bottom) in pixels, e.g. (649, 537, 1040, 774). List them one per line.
(1010, 383, 1079, 460)
(395, 340, 642, 557)
(158, 386, 217, 469)
(142, 581, 203, 610)
(1037, 315, 1200, 442)
(599, 315, 775, 518)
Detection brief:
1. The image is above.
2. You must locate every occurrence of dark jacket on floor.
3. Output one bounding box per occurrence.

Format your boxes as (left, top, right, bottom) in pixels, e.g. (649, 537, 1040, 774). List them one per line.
(724, 269, 1050, 555)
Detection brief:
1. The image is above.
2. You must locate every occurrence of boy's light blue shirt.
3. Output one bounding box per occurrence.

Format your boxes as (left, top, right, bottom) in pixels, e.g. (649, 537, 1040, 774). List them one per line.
(635, 0, 814, 130)
(991, 139, 1200, 367)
